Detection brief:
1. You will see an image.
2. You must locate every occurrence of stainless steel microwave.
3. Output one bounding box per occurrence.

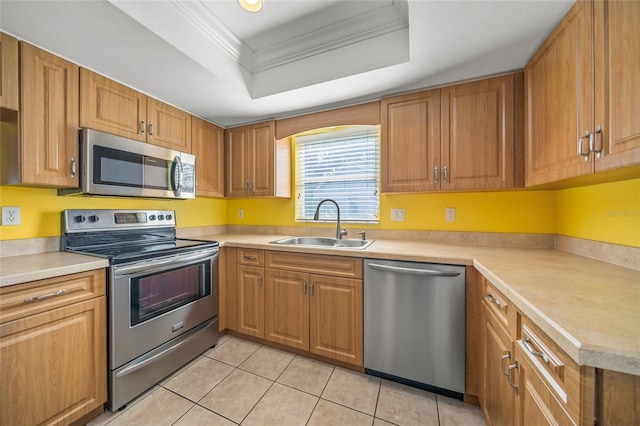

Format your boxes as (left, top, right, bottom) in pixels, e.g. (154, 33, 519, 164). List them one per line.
(59, 129, 196, 199)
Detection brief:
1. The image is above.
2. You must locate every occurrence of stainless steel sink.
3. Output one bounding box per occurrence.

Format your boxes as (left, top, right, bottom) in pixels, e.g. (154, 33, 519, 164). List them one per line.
(271, 236, 374, 250)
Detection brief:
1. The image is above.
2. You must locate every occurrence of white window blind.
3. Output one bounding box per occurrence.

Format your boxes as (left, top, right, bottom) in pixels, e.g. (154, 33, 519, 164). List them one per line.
(295, 125, 380, 223)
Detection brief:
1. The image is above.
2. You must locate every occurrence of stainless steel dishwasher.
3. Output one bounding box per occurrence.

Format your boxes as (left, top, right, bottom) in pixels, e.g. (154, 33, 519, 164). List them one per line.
(364, 259, 466, 399)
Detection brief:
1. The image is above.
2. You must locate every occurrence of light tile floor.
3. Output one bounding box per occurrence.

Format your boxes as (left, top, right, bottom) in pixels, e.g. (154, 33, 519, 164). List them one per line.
(88, 335, 486, 426)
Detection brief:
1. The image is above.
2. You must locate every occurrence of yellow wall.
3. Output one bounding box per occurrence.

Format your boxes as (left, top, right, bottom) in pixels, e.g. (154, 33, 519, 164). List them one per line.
(0, 186, 227, 240)
(2, 179, 638, 248)
(555, 178, 640, 247)
(226, 190, 556, 234)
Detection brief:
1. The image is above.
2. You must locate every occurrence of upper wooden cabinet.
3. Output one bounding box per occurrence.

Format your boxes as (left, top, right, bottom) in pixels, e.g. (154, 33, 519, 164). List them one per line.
(525, 0, 640, 186)
(381, 89, 441, 192)
(0, 32, 19, 111)
(225, 120, 291, 198)
(192, 116, 224, 198)
(18, 42, 79, 188)
(442, 73, 522, 190)
(381, 73, 522, 193)
(80, 68, 192, 152)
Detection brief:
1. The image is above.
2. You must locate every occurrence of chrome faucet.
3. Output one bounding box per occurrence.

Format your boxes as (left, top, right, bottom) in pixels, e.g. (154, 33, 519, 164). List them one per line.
(313, 199, 348, 239)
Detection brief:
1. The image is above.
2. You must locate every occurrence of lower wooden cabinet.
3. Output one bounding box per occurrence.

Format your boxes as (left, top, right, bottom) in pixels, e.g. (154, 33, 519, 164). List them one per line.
(229, 249, 363, 367)
(0, 270, 107, 426)
(236, 265, 265, 338)
(476, 271, 595, 426)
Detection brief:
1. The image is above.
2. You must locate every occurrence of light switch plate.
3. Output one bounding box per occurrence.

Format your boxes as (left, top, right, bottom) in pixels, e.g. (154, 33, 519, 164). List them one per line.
(391, 208, 405, 221)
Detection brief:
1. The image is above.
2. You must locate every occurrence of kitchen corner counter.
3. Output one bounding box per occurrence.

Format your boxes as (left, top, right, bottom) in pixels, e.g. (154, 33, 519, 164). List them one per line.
(202, 233, 640, 376)
(0, 252, 109, 287)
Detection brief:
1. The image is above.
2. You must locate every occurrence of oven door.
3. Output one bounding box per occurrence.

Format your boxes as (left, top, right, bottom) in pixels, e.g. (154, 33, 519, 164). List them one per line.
(110, 248, 218, 370)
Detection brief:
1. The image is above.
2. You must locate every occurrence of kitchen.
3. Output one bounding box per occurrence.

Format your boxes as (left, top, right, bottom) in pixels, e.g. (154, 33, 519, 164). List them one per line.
(1, 0, 639, 425)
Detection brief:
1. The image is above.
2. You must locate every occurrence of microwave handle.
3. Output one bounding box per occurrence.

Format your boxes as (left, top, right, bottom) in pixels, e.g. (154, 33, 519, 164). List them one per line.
(172, 156, 184, 197)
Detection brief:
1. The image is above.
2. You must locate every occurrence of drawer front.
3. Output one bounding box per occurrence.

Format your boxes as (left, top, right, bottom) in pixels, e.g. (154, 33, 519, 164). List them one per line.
(483, 279, 512, 329)
(517, 316, 589, 423)
(265, 251, 362, 279)
(0, 269, 106, 324)
(237, 248, 264, 266)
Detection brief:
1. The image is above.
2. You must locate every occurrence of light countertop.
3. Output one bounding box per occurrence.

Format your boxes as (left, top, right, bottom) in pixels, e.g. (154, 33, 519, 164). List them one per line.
(1, 234, 638, 376)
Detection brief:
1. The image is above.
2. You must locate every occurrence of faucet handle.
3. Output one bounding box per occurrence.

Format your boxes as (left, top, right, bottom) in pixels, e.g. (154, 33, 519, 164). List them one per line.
(357, 231, 366, 240)
(339, 228, 348, 238)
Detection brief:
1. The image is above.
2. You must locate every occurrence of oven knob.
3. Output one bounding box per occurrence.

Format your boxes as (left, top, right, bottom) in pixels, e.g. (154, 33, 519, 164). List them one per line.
(166, 214, 172, 220)
(74, 215, 86, 223)
(149, 215, 156, 221)
(88, 215, 99, 223)
(157, 214, 165, 220)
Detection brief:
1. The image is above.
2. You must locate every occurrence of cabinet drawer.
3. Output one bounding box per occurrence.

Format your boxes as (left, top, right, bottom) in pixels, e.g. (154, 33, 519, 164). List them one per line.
(265, 251, 362, 279)
(237, 249, 264, 266)
(0, 269, 106, 324)
(517, 316, 591, 423)
(482, 280, 512, 329)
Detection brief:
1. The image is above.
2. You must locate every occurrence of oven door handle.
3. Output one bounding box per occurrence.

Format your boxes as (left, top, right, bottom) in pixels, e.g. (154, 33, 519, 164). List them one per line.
(114, 251, 215, 277)
(115, 319, 216, 378)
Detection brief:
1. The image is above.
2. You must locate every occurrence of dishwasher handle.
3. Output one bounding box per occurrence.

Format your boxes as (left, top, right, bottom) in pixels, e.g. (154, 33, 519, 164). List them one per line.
(367, 262, 461, 277)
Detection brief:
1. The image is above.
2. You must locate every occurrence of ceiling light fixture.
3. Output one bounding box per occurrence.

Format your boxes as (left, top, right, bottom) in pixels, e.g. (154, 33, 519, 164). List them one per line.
(238, 0, 263, 13)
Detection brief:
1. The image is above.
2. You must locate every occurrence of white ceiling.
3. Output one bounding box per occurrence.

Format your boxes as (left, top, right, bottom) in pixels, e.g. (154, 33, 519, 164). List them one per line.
(1, 0, 574, 128)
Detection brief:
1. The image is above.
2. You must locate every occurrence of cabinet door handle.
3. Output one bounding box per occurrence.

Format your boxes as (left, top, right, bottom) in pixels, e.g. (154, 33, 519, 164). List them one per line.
(303, 281, 307, 294)
(507, 361, 519, 394)
(258, 274, 263, 287)
(71, 158, 77, 178)
(24, 289, 67, 303)
(443, 165, 449, 183)
(310, 282, 314, 297)
(486, 293, 507, 312)
(522, 335, 550, 364)
(591, 125, 602, 159)
(148, 123, 154, 136)
(243, 255, 257, 261)
(434, 166, 439, 183)
(249, 180, 254, 191)
(500, 351, 511, 376)
(140, 120, 146, 134)
(577, 130, 590, 161)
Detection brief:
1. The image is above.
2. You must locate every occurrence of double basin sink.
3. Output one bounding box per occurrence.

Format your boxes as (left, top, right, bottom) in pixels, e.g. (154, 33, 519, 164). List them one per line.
(271, 236, 374, 250)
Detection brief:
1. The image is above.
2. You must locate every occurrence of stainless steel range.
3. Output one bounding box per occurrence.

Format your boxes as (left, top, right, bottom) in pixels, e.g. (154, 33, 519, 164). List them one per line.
(61, 209, 219, 411)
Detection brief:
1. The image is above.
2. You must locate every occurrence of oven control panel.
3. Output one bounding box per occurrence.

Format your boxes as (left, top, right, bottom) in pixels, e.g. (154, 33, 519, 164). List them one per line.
(63, 209, 176, 232)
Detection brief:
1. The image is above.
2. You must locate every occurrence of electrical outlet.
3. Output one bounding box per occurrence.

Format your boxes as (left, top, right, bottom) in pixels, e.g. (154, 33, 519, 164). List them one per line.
(445, 207, 456, 222)
(2, 206, 21, 226)
(391, 208, 405, 221)
(238, 209, 244, 219)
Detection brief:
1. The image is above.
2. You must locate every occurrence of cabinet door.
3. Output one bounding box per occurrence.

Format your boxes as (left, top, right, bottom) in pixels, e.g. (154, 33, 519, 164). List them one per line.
(80, 68, 146, 142)
(192, 116, 224, 197)
(236, 265, 264, 338)
(482, 304, 515, 426)
(525, 1, 594, 186)
(0, 32, 19, 111)
(147, 97, 192, 152)
(0, 296, 107, 426)
(20, 42, 79, 188)
(249, 121, 275, 196)
(309, 274, 363, 366)
(225, 125, 250, 197)
(381, 89, 441, 192)
(264, 269, 309, 350)
(593, 0, 640, 171)
(442, 74, 515, 190)
(515, 344, 575, 426)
